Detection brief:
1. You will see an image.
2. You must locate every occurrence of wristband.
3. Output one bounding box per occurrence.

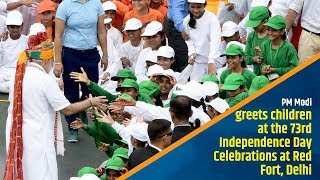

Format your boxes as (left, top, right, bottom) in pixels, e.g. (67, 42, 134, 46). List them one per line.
(88, 99, 93, 107)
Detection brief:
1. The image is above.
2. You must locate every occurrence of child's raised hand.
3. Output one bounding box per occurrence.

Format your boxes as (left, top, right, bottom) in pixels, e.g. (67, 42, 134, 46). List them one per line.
(98, 142, 110, 152)
(97, 110, 115, 125)
(70, 67, 90, 85)
(70, 118, 85, 129)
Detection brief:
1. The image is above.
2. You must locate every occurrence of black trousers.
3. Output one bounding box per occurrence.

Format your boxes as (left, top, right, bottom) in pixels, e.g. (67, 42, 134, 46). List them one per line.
(164, 18, 188, 72)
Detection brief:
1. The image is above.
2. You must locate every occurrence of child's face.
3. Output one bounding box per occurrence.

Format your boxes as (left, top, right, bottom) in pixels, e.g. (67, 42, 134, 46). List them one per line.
(144, 33, 163, 50)
(106, 169, 121, 180)
(158, 76, 173, 95)
(105, 10, 116, 21)
(253, 20, 266, 33)
(267, 27, 284, 41)
(132, 0, 147, 11)
(7, 25, 22, 40)
(121, 88, 138, 100)
(125, 29, 141, 41)
(227, 88, 242, 99)
(224, 32, 240, 43)
(226, 55, 242, 70)
(40, 10, 55, 24)
(157, 56, 174, 70)
(189, 3, 205, 18)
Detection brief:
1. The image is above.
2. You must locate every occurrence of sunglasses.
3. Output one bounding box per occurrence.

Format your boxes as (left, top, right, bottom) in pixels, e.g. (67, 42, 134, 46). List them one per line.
(158, 131, 173, 138)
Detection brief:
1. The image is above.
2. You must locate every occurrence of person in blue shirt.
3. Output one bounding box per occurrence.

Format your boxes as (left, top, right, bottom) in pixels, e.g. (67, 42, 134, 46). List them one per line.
(165, 0, 189, 72)
(54, 0, 108, 143)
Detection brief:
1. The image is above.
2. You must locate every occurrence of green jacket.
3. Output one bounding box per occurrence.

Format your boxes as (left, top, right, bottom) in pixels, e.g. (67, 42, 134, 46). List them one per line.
(228, 92, 249, 107)
(260, 40, 298, 76)
(88, 81, 154, 104)
(84, 121, 121, 157)
(245, 32, 269, 75)
(220, 69, 256, 99)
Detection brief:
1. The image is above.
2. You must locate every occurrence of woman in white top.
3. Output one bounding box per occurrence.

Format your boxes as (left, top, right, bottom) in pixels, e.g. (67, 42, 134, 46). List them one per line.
(183, 0, 221, 81)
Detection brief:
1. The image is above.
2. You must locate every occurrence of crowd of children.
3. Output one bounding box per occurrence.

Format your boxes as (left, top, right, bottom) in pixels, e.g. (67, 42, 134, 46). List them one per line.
(0, 0, 319, 179)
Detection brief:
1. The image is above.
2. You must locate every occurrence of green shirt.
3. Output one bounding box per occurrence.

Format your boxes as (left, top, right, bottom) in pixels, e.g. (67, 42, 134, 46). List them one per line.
(84, 121, 121, 157)
(229, 92, 249, 107)
(245, 32, 269, 75)
(220, 68, 256, 99)
(88, 81, 154, 104)
(260, 40, 299, 76)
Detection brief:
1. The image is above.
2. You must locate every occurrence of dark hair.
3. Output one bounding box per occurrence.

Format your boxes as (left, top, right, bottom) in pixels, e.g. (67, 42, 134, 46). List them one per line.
(189, 119, 201, 130)
(169, 95, 192, 120)
(135, 139, 147, 148)
(142, 21, 151, 29)
(239, 55, 247, 68)
(190, 98, 207, 114)
(158, 31, 167, 46)
(154, 95, 164, 107)
(188, 2, 207, 29)
(280, 28, 287, 40)
(148, 119, 171, 141)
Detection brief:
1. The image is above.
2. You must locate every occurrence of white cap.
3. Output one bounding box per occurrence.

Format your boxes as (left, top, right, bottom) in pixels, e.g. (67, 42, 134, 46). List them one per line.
(141, 21, 163, 37)
(28, 23, 46, 36)
(127, 122, 149, 142)
(187, 0, 206, 3)
(221, 21, 238, 37)
(226, 41, 246, 51)
(146, 51, 158, 63)
(174, 81, 205, 101)
(70, 174, 100, 180)
(206, 98, 229, 114)
(251, 0, 270, 8)
(6, 10, 23, 26)
(147, 64, 164, 77)
(203, 81, 219, 96)
(159, 69, 176, 79)
(123, 18, 142, 31)
(157, 46, 175, 58)
(104, 18, 112, 24)
(102, 1, 117, 11)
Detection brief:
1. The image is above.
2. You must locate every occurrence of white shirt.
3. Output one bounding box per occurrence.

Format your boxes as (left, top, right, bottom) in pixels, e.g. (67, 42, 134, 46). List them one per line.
(149, 144, 162, 152)
(124, 101, 211, 129)
(0, 35, 28, 69)
(0, 15, 6, 35)
(118, 40, 144, 72)
(6, 62, 70, 180)
(107, 26, 123, 49)
(0, 1, 6, 13)
(290, 0, 320, 33)
(135, 47, 152, 83)
(183, 10, 221, 64)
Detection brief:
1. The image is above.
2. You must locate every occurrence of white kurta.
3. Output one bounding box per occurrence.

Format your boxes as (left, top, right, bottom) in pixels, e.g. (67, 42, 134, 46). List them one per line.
(183, 10, 221, 81)
(6, 62, 70, 180)
(118, 40, 144, 72)
(135, 47, 152, 83)
(0, 35, 28, 92)
(107, 26, 123, 49)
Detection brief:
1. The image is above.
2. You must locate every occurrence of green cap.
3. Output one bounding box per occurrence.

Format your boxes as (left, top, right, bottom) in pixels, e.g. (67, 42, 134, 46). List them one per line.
(119, 93, 134, 101)
(199, 74, 219, 84)
(221, 73, 246, 91)
(220, 44, 245, 57)
(111, 69, 137, 81)
(248, 76, 269, 95)
(264, 15, 286, 30)
(77, 167, 98, 177)
(113, 147, 129, 159)
(139, 80, 161, 97)
(116, 79, 139, 92)
(106, 156, 125, 171)
(114, 139, 128, 146)
(245, 6, 270, 28)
